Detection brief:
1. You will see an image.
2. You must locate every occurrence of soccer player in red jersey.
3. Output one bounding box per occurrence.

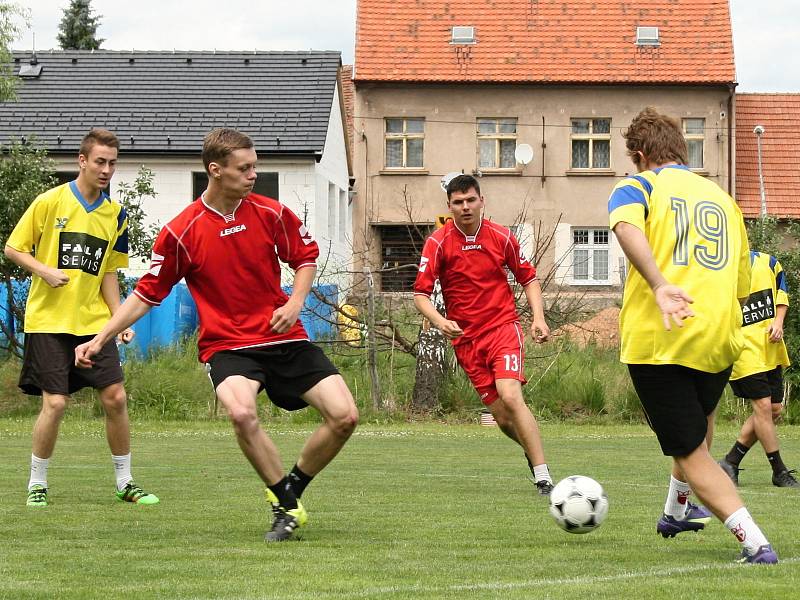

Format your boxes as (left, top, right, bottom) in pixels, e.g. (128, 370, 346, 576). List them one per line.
(413, 174, 554, 495)
(75, 128, 358, 541)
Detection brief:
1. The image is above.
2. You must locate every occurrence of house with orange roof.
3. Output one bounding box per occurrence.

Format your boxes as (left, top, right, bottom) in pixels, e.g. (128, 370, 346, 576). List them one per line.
(353, 0, 737, 293)
(734, 93, 800, 219)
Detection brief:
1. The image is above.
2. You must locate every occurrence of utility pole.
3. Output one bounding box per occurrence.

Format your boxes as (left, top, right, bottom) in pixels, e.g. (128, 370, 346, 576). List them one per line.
(754, 124, 767, 218)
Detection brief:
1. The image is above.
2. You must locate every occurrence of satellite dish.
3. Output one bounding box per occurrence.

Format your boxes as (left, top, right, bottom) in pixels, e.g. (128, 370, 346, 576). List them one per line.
(440, 171, 463, 192)
(514, 143, 534, 165)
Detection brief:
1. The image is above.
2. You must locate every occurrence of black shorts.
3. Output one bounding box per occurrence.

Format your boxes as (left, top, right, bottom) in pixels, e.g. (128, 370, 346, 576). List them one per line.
(207, 341, 339, 411)
(19, 333, 124, 396)
(627, 363, 732, 457)
(729, 366, 784, 404)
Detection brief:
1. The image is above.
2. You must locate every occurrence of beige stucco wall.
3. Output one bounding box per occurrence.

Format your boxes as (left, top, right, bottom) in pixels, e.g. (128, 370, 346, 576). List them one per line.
(353, 83, 732, 289)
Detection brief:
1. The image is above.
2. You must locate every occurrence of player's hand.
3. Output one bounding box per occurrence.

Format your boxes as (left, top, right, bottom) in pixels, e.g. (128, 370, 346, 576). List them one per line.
(117, 328, 135, 344)
(531, 319, 550, 344)
(270, 301, 302, 334)
(40, 267, 70, 288)
(768, 323, 784, 343)
(75, 338, 102, 368)
(437, 319, 464, 339)
(654, 284, 694, 330)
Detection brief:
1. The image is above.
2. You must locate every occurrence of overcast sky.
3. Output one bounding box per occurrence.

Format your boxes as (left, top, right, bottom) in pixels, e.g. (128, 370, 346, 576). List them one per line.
(12, 0, 800, 93)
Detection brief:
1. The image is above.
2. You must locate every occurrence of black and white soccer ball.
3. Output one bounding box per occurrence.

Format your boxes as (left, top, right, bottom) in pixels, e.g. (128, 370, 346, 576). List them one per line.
(548, 475, 609, 534)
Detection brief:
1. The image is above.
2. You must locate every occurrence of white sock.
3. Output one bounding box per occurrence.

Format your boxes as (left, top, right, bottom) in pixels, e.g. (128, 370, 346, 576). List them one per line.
(29, 454, 49, 490)
(664, 475, 691, 519)
(112, 453, 133, 491)
(724, 507, 769, 554)
(533, 464, 552, 483)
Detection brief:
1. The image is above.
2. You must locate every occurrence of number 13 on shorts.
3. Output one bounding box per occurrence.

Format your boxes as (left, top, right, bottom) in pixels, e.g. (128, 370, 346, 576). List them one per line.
(503, 354, 520, 372)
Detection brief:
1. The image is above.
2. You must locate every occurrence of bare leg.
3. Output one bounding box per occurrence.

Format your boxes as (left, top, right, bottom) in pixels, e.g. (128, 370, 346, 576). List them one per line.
(98, 382, 130, 455)
(737, 397, 779, 453)
(489, 379, 546, 466)
(32, 392, 69, 459)
(215, 376, 285, 485)
(674, 439, 744, 521)
(296, 375, 358, 476)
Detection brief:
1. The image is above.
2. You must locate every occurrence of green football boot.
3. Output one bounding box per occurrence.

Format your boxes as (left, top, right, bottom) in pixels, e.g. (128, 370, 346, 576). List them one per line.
(116, 481, 160, 505)
(264, 488, 307, 541)
(26, 484, 48, 507)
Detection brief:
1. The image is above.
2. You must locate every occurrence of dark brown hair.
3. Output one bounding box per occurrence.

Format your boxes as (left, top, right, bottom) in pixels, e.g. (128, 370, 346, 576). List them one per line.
(202, 128, 254, 173)
(446, 174, 481, 199)
(79, 129, 119, 157)
(623, 107, 688, 168)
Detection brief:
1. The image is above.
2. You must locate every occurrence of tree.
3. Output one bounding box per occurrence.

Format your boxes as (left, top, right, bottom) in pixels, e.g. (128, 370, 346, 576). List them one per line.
(57, 0, 103, 50)
(0, 2, 29, 101)
(0, 139, 56, 356)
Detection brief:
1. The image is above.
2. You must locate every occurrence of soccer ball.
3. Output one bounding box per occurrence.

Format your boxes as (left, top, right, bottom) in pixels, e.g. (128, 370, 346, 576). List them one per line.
(548, 475, 609, 534)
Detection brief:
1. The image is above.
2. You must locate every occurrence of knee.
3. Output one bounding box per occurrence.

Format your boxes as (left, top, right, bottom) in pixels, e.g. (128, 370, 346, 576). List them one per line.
(330, 407, 359, 439)
(752, 398, 772, 418)
(42, 395, 67, 419)
(227, 404, 259, 434)
(100, 386, 128, 414)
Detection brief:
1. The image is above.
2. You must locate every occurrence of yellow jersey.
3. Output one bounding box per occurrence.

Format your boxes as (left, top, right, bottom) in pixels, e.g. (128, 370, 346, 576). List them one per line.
(608, 165, 750, 372)
(731, 252, 790, 380)
(6, 181, 128, 335)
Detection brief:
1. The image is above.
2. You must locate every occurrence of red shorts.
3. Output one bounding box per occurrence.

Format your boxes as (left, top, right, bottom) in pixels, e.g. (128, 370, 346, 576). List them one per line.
(453, 321, 526, 405)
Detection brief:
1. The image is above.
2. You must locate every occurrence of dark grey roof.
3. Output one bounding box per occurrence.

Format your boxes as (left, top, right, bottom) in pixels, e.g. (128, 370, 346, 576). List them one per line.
(1, 50, 341, 156)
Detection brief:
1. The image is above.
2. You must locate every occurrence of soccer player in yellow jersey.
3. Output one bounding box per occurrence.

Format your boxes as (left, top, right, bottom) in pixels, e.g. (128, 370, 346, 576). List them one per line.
(718, 251, 798, 488)
(4, 129, 158, 507)
(608, 107, 776, 564)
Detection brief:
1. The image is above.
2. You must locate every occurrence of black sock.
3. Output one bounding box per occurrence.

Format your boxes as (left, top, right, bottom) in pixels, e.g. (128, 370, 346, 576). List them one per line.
(725, 441, 751, 467)
(267, 476, 298, 510)
(524, 453, 535, 476)
(288, 464, 314, 498)
(767, 451, 788, 475)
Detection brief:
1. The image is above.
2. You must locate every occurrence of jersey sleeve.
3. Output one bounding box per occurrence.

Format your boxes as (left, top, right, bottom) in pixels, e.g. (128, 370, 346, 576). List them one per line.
(133, 225, 188, 306)
(106, 205, 129, 272)
(504, 230, 537, 286)
(5, 194, 47, 253)
(274, 205, 319, 270)
(413, 236, 440, 296)
(773, 258, 789, 306)
(608, 174, 653, 232)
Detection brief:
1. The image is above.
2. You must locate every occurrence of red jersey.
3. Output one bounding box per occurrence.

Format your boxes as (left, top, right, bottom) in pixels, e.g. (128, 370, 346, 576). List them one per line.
(134, 193, 319, 362)
(413, 219, 537, 343)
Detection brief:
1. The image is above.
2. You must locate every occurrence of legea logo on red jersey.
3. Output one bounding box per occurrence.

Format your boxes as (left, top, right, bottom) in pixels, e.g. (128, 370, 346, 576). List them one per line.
(418, 256, 430, 272)
(220, 224, 247, 237)
(462, 244, 482, 251)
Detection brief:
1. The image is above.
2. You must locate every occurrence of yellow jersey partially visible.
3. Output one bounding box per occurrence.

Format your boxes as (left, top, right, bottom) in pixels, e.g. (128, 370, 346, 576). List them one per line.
(731, 252, 790, 380)
(608, 165, 750, 373)
(6, 182, 128, 335)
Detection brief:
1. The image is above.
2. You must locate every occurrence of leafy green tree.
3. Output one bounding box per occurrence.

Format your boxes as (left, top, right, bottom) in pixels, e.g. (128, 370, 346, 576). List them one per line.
(0, 139, 56, 356)
(0, 2, 29, 101)
(115, 165, 160, 294)
(57, 0, 103, 50)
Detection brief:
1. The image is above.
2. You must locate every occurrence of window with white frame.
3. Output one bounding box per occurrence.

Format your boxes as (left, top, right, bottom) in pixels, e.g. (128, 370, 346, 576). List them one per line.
(477, 118, 517, 169)
(385, 117, 424, 168)
(572, 228, 610, 283)
(683, 118, 705, 169)
(570, 118, 611, 169)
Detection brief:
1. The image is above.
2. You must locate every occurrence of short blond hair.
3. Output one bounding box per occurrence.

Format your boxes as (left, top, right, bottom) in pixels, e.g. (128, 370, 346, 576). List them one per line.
(80, 129, 119, 157)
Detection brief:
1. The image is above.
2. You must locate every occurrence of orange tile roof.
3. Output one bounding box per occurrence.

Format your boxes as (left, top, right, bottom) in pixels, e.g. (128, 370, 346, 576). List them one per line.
(735, 94, 800, 218)
(355, 0, 735, 84)
(341, 65, 355, 153)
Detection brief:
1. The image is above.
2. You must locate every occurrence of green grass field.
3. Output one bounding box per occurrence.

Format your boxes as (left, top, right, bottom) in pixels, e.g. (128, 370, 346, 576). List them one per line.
(1, 419, 799, 599)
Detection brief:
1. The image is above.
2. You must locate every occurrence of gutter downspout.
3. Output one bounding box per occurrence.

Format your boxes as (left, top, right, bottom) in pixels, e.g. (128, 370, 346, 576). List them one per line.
(727, 83, 736, 196)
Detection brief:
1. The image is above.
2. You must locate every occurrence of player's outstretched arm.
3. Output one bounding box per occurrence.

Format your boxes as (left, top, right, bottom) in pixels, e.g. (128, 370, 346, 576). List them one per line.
(4, 244, 70, 288)
(523, 279, 549, 343)
(100, 272, 135, 344)
(613, 222, 694, 330)
(75, 294, 152, 368)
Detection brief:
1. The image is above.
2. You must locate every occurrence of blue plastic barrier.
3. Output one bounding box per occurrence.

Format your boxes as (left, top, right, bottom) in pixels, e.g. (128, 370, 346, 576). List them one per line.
(1, 279, 338, 356)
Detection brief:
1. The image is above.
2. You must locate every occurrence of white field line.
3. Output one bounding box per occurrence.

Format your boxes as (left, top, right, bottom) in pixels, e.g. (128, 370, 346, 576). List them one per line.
(295, 556, 800, 599)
